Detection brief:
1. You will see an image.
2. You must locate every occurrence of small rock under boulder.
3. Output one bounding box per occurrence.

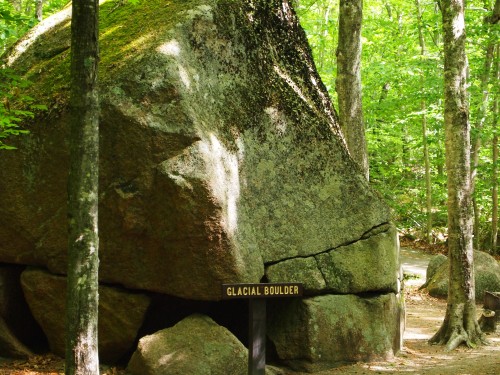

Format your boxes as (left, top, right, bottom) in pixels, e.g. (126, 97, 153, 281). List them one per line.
(127, 314, 247, 375)
(425, 251, 500, 301)
(21, 268, 151, 363)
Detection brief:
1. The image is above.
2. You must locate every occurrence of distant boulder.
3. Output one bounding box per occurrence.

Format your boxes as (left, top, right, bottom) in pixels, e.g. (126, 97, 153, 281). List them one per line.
(425, 251, 500, 301)
(426, 254, 447, 283)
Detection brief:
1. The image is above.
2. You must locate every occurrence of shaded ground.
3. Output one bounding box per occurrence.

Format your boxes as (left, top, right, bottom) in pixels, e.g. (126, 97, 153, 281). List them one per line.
(0, 248, 499, 374)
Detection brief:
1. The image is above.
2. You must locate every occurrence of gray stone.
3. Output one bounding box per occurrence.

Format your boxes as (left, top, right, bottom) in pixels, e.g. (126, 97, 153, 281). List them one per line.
(0, 0, 391, 301)
(268, 293, 401, 372)
(127, 314, 247, 375)
(21, 268, 151, 363)
(426, 254, 447, 283)
(266, 224, 399, 294)
(426, 251, 500, 301)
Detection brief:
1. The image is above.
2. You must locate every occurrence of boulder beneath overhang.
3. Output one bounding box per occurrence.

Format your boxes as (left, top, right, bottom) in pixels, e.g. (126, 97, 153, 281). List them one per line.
(127, 314, 247, 375)
(21, 268, 151, 363)
(268, 293, 403, 372)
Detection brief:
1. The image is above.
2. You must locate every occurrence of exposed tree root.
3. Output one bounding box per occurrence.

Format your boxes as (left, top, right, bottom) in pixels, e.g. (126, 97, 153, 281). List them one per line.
(429, 315, 488, 351)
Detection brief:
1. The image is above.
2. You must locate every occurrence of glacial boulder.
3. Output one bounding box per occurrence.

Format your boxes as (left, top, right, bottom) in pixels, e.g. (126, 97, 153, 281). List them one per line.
(0, 0, 393, 301)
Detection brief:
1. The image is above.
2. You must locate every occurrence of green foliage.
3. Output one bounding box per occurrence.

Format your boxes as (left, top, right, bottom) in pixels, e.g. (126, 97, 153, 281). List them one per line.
(0, 67, 47, 149)
(0, 0, 35, 55)
(1, 0, 66, 149)
(296, 0, 499, 248)
(0, 0, 70, 55)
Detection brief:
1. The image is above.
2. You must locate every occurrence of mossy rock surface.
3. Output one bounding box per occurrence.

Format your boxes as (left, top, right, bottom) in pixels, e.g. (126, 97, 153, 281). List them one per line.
(426, 251, 500, 301)
(127, 314, 247, 375)
(1, 0, 391, 300)
(267, 293, 402, 372)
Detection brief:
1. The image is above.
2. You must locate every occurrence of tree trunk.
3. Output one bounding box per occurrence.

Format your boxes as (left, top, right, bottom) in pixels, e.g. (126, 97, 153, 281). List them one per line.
(35, 0, 43, 21)
(65, 0, 100, 374)
(429, 0, 485, 350)
(492, 44, 499, 253)
(470, 0, 497, 249)
(336, 0, 369, 179)
(415, 0, 433, 243)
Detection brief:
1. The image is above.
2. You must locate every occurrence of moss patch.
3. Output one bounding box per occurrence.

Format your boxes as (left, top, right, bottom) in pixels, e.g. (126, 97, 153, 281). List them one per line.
(8, 0, 208, 108)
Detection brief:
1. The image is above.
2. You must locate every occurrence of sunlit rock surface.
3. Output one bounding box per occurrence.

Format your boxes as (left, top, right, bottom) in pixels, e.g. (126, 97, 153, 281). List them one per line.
(0, 0, 394, 301)
(127, 314, 247, 375)
(1, 0, 401, 369)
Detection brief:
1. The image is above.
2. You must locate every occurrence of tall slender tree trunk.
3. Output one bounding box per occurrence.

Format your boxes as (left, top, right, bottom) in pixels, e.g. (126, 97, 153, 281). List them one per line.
(492, 44, 499, 253)
(66, 0, 100, 374)
(415, 0, 433, 243)
(429, 0, 485, 350)
(336, 0, 369, 179)
(470, 0, 498, 249)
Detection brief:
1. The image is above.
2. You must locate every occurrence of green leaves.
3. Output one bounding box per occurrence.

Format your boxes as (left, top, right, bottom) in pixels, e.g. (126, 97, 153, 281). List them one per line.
(0, 68, 47, 150)
(296, 0, 498, 244)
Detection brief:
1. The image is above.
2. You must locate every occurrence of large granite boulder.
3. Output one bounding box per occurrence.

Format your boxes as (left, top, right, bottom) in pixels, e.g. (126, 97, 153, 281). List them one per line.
(1, 0, 393, 301)
(1, 0, 402, 370)
(425, 251, 500, 301)
(268, 293, 402, 372)
(21, 268, 151, 363)
(127, 314, 247, 375)
(266, 224, 399, 294)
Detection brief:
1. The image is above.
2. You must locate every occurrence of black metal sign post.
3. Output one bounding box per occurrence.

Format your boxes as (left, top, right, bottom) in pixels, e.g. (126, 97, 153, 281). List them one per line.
(222, 283, 303, 375)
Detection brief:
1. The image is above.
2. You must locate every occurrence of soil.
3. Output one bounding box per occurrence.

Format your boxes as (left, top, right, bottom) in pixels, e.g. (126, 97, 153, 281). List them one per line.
(0, 248, 498, 375)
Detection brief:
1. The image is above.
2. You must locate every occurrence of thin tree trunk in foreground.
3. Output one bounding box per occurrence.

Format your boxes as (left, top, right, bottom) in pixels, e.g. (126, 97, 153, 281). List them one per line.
(429, 0, 485, 350)
(336, 0, 369, 179)
(66, 0, 100, 374)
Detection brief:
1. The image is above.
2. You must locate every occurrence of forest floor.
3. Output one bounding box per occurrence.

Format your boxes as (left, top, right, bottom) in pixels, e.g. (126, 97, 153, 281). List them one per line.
(0, 247, 498, 375)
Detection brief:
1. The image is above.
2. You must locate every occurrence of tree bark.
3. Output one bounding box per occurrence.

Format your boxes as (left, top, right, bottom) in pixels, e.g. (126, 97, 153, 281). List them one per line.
(65, 0, 100, 374)
(492, 44, 499, 253)
(415, 0, 433, 243)
(35, 0, 43, 21)
(429, 0, 485, 350)
(470, 0, 499, 249)
(336, 0, 369, 179)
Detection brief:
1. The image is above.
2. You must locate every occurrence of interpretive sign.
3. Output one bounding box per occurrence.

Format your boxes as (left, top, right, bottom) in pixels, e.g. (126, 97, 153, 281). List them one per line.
(221, 283, 303, 299)
(221, 283, 303, 375)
